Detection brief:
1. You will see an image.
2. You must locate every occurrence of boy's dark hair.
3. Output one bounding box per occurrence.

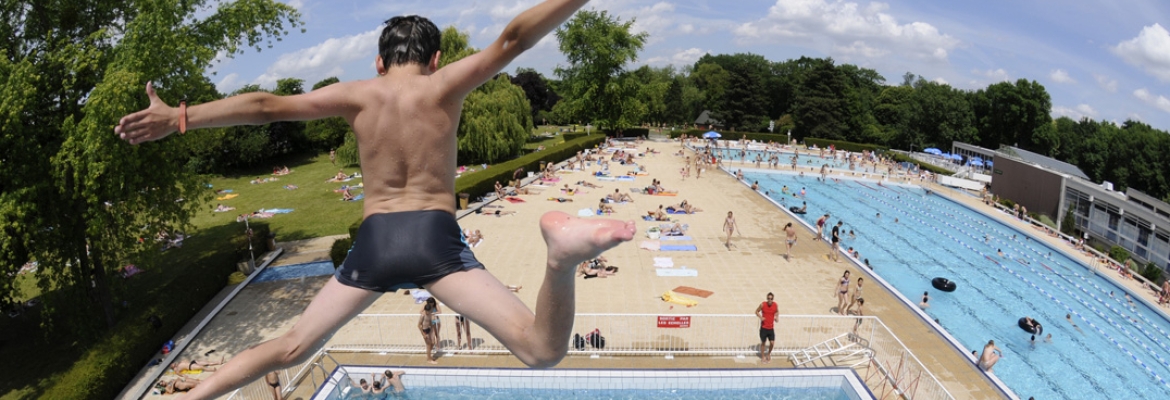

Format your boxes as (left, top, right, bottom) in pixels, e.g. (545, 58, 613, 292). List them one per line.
(380, 16, 442, 67)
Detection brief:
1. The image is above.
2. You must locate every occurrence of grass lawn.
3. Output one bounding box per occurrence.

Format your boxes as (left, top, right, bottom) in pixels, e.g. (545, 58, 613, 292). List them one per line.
(191, 152, 366, 241)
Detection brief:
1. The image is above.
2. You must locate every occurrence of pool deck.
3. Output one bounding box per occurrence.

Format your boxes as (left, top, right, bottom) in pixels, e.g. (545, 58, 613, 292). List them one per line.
(132, 139, 1030, 400)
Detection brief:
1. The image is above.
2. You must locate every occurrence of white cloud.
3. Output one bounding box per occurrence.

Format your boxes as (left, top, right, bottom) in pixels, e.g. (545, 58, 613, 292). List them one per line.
(216, 73, 242, 93)
(1133, 88, 1170, 114)
(1053, 103, 1097, 120)
(286, 0, 303, 9)
(1112, 23, 1170, 82)
(1049, 69, 1075, 84)
(1094, 74, 1118, 93)
(671, 48, 707, 64)
(733, 0, 959, 61)
(253, 28, 381, 87)
(932, 77, 948, 85)
(973, 68, 1010, 82)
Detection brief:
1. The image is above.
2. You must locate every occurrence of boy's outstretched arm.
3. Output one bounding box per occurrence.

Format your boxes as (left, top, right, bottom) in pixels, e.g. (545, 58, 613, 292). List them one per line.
(115, 81, 360, 145)
(436, 0, 589, 97)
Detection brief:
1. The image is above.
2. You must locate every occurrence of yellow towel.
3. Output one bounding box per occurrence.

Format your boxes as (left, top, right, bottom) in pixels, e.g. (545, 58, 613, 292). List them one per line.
(216, 193, 239, 200)
(662, 291, 698, 307)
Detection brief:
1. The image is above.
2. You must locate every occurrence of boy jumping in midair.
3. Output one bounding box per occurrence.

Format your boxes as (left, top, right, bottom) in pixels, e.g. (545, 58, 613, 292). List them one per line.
(115, 1, 635, 398)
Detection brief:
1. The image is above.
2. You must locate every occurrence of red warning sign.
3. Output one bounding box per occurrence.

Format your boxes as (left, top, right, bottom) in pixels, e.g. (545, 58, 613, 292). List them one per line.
(657, 315, 691, 328)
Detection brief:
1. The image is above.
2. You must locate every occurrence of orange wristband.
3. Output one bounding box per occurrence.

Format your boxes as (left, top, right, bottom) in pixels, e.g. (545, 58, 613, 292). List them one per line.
(179, 100, 187, 134)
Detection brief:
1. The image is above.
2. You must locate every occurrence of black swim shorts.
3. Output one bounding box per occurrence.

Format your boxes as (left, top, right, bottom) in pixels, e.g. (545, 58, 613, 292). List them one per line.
(759, 327, 775, 342)
(335, 210, 485, 292)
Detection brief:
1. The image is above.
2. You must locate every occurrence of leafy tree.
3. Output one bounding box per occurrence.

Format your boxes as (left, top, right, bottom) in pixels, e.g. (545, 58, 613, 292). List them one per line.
(440, 26, 531, 163)
(1061, 206, 1077, 235)
(0, 0, 300, 334)
(458, 75, 532, 163)
(970, 79, 1052, 150)
(553, 9, 648, 129)
(691, 62, 730, 119)
(269, 77, 308, 154)
(908, 81, 977, 148)
(510, 68, 561, 124)
(792, 58, 850, 141)
(696, 53, 772, 131)
(305, 77, 351, 151)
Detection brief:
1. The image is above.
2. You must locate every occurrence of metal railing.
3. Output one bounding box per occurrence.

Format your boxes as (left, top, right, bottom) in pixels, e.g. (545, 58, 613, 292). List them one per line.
(224, 350, 341, 400)
(310, 313, 952, 400)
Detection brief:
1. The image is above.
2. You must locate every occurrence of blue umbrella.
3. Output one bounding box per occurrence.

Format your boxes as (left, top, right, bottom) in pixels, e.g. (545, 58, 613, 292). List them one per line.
(940, 152, 951, 158)
(986, 160, 993, 166)
(971, 157, 983, 162)
(924, 148, 942, 155)
(969, 159, 984, 166)
(702, 131, 721, 139)
(951, 154, 963, 160)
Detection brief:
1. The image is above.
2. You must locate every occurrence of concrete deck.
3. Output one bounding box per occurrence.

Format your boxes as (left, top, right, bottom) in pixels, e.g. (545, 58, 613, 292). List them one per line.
(135, 139, 1016, 400)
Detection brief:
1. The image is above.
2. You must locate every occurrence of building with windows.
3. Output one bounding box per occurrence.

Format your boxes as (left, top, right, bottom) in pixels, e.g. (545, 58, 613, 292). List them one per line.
(987, 145, 1170, 273)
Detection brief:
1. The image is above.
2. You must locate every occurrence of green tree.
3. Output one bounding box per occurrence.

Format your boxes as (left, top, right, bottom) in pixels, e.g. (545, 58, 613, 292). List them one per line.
(269, 77, 308, 154)
(0, 0, 300, 334)
(792, 58, 850, 141)
(305, 77, 351, 151)
(1061, 206, 1077, 235)
(908, 81, 977, 148)
(441, 26, 531, 163)
(696, 53, 772, 132)
(553, 9, 648, 129)
(970, 79, 1052, 150)
(458, 75, 532, 163)
(510, 68, 561, 124)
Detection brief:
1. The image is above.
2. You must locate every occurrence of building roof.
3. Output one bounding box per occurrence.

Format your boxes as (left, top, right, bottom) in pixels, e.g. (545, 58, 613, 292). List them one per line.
(999, 146, 1091, 180)
(694, 110, 720, 125)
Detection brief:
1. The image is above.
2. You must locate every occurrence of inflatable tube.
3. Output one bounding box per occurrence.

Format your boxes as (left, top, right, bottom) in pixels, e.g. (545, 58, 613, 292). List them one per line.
(789, 206, 807, 214)
(931, 277, 957, 292)
(1018, 317, 1043, 335)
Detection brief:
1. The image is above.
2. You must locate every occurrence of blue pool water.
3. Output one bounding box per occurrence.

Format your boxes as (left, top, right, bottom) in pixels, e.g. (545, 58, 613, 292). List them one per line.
(252, 261, 334, 283)
(318, 367, 866, 400)
(707, 148, 850, 169)
(748, 170, 1170, 399)
(326, 386, 849, 400)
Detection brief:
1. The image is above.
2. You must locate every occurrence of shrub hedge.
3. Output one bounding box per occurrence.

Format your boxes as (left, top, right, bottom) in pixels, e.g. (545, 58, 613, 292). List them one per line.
(666, 129, 791, 143)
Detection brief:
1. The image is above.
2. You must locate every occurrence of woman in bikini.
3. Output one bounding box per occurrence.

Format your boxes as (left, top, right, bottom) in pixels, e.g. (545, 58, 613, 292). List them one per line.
(784, 222, 797, 261)
(169, 357, 225, 374)
(723, 211, 738, 249)
(846, 277, 864, 315)
(835, 270, 851, 315)
(419, 298, 440, 364)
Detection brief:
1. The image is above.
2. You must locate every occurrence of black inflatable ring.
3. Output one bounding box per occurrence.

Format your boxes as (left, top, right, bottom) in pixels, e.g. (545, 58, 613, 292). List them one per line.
(1018, 317, 1043, 334)
(931, 277, 957, 292)
(789, 206, 807, 214)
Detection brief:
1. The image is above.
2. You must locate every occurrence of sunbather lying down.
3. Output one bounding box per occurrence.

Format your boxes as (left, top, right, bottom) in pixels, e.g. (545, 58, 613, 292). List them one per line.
(578, 257, 618, 279)
(476, 209, 516, 217)
(548, 197, 573, 203)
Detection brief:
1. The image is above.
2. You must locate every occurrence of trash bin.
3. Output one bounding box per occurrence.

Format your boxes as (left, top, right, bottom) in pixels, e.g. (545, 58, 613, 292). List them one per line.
(458, 193, 470, 210)
(266, 233, 277, 252)
(539, 161, 547, 171)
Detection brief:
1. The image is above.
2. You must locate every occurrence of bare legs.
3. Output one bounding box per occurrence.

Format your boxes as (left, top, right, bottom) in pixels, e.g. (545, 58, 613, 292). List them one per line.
(428, 211, 635, 367)
(181, 279, 381, 399)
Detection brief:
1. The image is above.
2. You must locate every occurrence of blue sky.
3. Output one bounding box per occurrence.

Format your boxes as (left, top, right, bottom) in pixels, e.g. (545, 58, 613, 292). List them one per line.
(210, 0, 1170, 130)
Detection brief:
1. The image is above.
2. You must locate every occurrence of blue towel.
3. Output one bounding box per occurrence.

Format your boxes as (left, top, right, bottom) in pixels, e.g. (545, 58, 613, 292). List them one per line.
(261, 208, 294, 214)
(642, 215, 655, 221)
(656, 268, 698, 277)
(615, 176, 636, 181)
(660, 245, 697, 251)
(666, 209, 687, 214)
(347, 193, 365, 201)
(660, 236, 692, 241)
(220, 189, 234, 193)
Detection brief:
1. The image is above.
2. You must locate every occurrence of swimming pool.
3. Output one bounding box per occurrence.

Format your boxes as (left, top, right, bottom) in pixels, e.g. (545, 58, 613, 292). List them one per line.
(705, 147, 854, 170)
(313, 366, 872, 400)
(252, 261, 335, 283)
(747, 170, 1170, 399)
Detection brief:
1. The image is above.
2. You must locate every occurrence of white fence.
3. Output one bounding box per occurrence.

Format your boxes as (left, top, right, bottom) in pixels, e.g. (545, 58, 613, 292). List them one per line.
(221, 313, 955, 400)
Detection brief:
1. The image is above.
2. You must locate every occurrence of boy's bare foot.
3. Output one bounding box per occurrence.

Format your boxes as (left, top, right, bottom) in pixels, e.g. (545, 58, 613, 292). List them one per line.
(540, 212, 635, 270)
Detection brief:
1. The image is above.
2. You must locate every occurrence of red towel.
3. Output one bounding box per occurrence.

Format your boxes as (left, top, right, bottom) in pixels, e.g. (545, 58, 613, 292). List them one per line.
(506, 197, 526, 203)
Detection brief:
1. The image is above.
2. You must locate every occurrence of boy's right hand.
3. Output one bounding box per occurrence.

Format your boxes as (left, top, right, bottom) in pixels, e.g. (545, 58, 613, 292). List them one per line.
(116, 82, 180, 145)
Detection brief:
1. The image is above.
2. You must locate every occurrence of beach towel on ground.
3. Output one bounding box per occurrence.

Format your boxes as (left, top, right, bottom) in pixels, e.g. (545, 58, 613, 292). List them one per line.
(345, 193, 364, 201)
(672, 286, 713, 298)
(660, 244, 697, 251)
(665, 208, 688, 214)
(661, 290, 699, 306)
(615, 176, 636, 182)
(653, 257, 674, 268)
(261, 208, 294, 214)
(577, 208, 595, 217)
(651, 192, 678, 197)
(216, 194, 239, 200)
(656, 268, 697, 277)
(411, 289, 432, 304)
(639, 240, 661, 251)
(505, 196, 526, 203)
(659, 236, 692, 241)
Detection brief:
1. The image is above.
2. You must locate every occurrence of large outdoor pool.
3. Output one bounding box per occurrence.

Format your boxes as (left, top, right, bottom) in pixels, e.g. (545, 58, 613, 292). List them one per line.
(748, 170, 1170, 399)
